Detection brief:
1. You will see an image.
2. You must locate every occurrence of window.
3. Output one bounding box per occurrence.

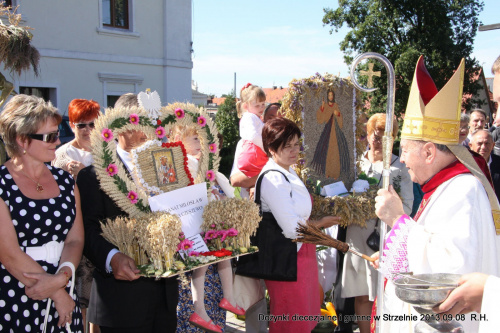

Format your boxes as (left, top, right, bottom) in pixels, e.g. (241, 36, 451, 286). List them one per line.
(20, 87, 50, 101)
(103, 0, 129, 29)
(19, 86, 58, 107)
(107, 95, 121, 108)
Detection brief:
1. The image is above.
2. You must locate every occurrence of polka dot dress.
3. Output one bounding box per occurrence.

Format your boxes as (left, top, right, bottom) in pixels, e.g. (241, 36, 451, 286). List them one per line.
(0, 165, 83, 333)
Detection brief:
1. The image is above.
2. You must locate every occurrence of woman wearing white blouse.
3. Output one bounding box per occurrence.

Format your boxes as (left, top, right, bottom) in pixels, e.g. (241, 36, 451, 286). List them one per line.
(52, 98, 101, 333)
(258, 117, 340, 333)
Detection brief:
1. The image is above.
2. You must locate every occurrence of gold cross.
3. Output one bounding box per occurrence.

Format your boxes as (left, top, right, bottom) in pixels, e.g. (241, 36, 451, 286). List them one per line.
(359, 63, 381, 88)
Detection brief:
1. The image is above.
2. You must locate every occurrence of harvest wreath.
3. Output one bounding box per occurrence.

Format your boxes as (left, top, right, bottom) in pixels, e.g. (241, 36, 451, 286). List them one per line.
(91, 101, 261, 278)
(90, 102, 220, 217)
(280, 73, 378, 228)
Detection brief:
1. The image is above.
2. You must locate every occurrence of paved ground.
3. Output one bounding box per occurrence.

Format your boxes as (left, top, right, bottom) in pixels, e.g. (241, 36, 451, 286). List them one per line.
(225, 313, 252, 333)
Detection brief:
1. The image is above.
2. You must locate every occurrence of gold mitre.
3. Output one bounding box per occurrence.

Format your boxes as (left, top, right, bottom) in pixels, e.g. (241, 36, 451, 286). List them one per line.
(401, 56, 464, 144)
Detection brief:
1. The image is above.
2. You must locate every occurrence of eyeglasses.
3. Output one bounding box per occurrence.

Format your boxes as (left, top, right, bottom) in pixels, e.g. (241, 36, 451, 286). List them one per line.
(28, 131, 60, 143)
(74, 122, 95, 129)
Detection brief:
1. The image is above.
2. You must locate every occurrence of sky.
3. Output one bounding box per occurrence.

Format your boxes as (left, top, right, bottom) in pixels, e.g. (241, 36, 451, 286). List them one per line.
(191, 0, 500, 97)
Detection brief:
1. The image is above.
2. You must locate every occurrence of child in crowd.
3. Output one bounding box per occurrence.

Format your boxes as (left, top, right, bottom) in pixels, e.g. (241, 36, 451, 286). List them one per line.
(171, 125, 243, 333)
(236, 83, 269, 177)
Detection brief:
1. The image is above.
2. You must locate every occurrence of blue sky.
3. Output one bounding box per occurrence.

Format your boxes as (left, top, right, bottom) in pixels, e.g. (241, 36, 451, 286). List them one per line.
(192, 0, 499, 97)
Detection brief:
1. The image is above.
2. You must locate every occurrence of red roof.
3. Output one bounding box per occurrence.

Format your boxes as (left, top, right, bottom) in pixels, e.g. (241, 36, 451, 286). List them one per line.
(263, 87, 288, 103)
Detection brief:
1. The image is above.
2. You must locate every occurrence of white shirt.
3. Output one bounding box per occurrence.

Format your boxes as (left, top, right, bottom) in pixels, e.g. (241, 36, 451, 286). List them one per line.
(230, 140, 249, 199)
(479, 275, 500, 332)
(53, 142, 93, 169)
(239, 112, 264, 150)
(259, 159, 312, 251)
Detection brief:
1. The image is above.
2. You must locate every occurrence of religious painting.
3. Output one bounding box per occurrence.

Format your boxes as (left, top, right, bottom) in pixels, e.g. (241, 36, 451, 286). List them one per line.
(281, 74, 365, 189)
(131, 140, 194, 196)
(153, 149, 178, 186)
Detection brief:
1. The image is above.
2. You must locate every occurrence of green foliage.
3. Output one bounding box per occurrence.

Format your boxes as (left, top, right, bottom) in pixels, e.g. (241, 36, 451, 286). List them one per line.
(215, 94, 239, 176)
(323, 0, 485, 118)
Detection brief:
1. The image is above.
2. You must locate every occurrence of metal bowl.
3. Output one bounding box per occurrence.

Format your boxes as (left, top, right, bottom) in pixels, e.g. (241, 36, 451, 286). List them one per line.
(394, 273, 461, 313)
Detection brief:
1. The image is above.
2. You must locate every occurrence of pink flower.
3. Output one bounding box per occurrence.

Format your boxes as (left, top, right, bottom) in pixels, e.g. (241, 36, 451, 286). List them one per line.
(210, 224, 216, 229)
(204, 230, 217, 242)
(101, 128, 113, 142)
(189, 251, 200, 257)
(197, 116, 207, 127)
(209, 143, 218, 153)
(106, 163, 118, 176)
(177, 239, 194, 251)
(220, 230, 229, 242)
(156, 126, 165, 138)
(175, 108, 185, 118)
(206, 170, 215, 182)
(227, 228, 238, 237)
(129, 114, 139, 125)
(127, 191, 138, 204)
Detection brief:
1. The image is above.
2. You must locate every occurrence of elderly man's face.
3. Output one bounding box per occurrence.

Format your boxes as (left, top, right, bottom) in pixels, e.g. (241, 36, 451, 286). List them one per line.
(400, 139, 426, 185)
(469, 112, 486, 134)
(469, 131, 494, 161)
(118, 129, 147, 152)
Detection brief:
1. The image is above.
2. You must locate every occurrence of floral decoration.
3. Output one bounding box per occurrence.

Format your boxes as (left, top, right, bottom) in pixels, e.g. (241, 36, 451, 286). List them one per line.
(129, 113, 139, 125)
(209, 143, 218, 153)
(197, 116, 207, 127)
(175, 108, 185, 118)
(106, 163, 118, 176)
(127, 191, 138, 204)
(101, 128, 113, 142)
(90, 102, 220, 218)
(206, 170, 215, 182)
(155, 126, 165, 138)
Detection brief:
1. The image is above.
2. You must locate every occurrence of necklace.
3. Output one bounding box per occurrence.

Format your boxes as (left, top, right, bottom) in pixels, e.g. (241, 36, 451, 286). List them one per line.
(19, 168, 44, 192)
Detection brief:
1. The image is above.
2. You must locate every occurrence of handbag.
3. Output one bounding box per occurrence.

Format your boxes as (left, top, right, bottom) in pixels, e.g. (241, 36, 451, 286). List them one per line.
(366, 219, 380, 252)
(235, 169, 298, 281)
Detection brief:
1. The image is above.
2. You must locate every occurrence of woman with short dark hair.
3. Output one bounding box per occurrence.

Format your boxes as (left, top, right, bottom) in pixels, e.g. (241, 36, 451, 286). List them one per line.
(257, 117, 339, 332)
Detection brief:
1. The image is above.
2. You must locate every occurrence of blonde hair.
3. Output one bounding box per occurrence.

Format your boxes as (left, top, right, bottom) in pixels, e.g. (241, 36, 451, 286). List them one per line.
(492, 55, 500, 75)
(170, 124, 199, 142)
(236, 84, 266, 118)
(366, 113, 399, 138)
(0, 94, 61, 157)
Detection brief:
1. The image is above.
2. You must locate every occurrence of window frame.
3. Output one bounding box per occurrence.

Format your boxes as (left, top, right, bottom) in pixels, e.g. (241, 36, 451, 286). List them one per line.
(97, 0, 139, 38)
(102, 0, 129, 30)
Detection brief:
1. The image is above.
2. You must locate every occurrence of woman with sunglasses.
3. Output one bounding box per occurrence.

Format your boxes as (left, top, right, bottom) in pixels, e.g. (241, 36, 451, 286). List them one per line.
(0, 94, 84, 332)
(53, 99, 101, 179)
(53, 98, 100, 333)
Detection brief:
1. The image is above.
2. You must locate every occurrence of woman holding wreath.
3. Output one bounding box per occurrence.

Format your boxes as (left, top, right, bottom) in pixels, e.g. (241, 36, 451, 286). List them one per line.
(0, 95, 84, 332)
(249, 117, 340, 333)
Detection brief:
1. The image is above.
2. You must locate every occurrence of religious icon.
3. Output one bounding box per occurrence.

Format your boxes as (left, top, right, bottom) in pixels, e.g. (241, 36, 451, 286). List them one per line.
(310, 88, 351, 179)
(153, 149, 178, 187)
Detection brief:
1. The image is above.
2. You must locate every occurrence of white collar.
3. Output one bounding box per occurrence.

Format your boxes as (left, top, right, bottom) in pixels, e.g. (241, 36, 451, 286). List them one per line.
(116, 145, 134, 173)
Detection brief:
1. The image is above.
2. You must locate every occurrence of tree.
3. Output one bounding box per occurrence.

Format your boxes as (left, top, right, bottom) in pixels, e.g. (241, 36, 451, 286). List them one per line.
(215, 94, 239, 177)
(323, 0, 484, 117)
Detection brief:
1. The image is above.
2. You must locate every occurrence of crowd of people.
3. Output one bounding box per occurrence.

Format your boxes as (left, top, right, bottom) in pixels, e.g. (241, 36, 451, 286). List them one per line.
(0, 55, 499, 333)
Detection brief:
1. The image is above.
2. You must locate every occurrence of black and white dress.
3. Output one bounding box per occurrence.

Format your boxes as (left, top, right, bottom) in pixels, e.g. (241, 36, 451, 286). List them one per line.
(0, 165, 83, 333)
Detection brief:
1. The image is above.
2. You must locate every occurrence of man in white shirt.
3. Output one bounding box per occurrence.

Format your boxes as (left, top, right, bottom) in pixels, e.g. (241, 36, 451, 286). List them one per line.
(77, 93, 178, 333)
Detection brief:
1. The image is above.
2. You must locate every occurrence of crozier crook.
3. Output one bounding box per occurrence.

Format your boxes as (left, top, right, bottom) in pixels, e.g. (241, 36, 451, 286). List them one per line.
(350, 52, 396, 333)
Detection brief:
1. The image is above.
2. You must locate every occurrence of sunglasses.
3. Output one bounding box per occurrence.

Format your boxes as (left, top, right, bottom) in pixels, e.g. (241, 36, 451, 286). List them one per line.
(74, 122, 95, 129)
(28, 131, 60, 143)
